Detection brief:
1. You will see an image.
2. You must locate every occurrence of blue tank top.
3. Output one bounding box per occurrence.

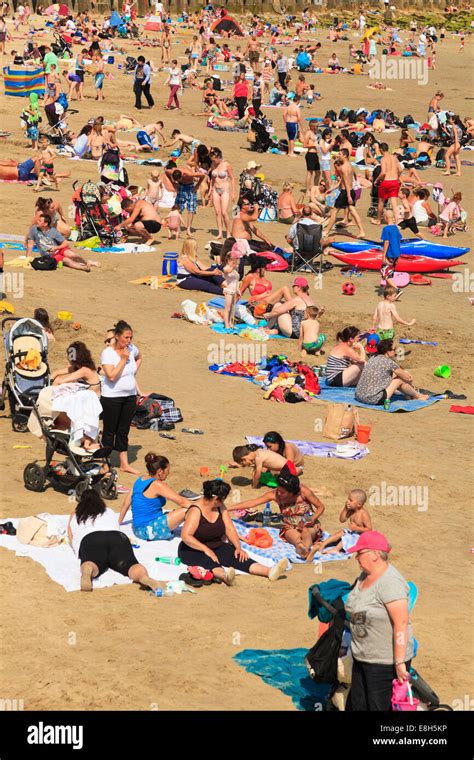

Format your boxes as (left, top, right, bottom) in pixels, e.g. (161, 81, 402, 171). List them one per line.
(131, 477, 166, 528)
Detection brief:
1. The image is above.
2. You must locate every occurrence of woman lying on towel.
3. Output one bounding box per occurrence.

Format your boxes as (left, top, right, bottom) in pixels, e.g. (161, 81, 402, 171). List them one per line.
(118, 453, 191, 541)
(68, 489, 161, 593)
(50, 342, 102, 452)
(232, 463, 325, 561)
(178, 479, 288, 585)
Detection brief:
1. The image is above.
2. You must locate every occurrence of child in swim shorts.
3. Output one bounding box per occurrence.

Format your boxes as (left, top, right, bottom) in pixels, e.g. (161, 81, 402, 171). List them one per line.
(298, 305, 326, 357)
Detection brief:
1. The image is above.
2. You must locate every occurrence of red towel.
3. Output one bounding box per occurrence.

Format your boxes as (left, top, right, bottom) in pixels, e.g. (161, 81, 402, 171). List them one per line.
(449, 405, 474, 415)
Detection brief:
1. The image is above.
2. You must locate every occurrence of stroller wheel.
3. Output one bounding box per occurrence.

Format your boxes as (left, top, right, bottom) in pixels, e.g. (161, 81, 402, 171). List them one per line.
(98, 474, 117, 501)
(23, 463, 46, 492)
(12, 414, 29, 433)
(74, 479, 91, 501)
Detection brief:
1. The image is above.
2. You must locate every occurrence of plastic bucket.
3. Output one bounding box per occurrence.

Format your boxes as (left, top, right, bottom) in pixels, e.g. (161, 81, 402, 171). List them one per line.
(57, 311, 73, 321)
(356, 425, 372, 444)
(434, 364, 451, 379)
(392, 698, 419, 712)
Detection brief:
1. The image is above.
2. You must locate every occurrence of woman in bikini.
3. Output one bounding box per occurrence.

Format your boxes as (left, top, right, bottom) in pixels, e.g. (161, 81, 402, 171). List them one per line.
(89, 119, 106, 160)
(240, 255, 293, 318)
(161, 24, 171, 65)
(233, 463, 325, 560)
(265, 277, 315, 339)
(209, 147, 235, 240)
(278, 182, 299, 224)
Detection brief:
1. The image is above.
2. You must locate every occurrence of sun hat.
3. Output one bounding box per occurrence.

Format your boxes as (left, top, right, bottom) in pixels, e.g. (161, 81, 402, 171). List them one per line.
(346, 530, 392, 554)
(246, 160, 261, 170)
(293, 276, 308, 288)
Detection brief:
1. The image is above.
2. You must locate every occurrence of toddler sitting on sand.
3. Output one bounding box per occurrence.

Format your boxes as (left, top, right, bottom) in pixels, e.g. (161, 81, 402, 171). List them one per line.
(307, 488, 372, 560)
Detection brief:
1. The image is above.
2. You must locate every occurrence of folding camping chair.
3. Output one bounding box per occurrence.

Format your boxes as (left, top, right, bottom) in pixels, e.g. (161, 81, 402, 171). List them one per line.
(291, 222, 324, 275)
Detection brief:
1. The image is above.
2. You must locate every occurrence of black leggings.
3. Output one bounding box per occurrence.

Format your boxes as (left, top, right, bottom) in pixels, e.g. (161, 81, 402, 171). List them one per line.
(234, 96, 248, 119)
(100, 394, 137, 453)
(346, 657, 412, 711)
(134, 81, 154, 109)
(178, 541, 255, 573)
(79, 531, 138, 576)
(178, 274, 224, 295)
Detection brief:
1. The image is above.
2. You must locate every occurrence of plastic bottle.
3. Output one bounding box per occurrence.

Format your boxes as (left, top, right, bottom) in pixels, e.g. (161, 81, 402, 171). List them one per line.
(155, 556, 182, 565)
(153, 588, 164, 598)
(262, 502, 272, 528)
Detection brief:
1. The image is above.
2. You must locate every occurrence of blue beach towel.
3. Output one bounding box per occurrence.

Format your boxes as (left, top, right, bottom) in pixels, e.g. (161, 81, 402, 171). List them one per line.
(234, 520, 352, 565)
(210, 323, 290, 340)
(234, 649, 331, 711)
(317, 379, 443, 413)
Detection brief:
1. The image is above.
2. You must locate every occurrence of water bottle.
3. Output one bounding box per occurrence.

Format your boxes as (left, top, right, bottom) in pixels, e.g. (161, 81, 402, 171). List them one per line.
(155, 556, 182, 565)
(152, 588, 164, 598)
(262, 502, 272, 528)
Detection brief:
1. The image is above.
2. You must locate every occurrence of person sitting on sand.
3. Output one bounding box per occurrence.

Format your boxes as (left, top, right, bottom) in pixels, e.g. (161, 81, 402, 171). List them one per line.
(231, 197, 275, 252)
(117, 198, 162, 244)
(265, 276, 315, 339)
(178, 479, 288, 585)
(118, 453, 191, 541)
(326, 326, 366, 387)
(33, 307, 55, 343)
(309, 489, 372, 559)
(50, 341, 102, 451)
(355, 339, 429, 407)
(176, 238, 224, 295)
(298, 305, 326, 356)
(278, 182, 299, 224)
(262, 431, 305, 472)
(68, 489, 161, 593)
(232, 463, 325, 561)
(33, 196, 71, 238)
(26, 212, 99, 271)
(231, 443, 293, 488)
(372, 286, 416, 341)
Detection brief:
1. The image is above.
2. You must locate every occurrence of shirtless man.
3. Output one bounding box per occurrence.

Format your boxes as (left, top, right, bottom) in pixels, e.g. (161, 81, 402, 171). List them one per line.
(246, 34, 261, 71)
(303, 119, 320, 191)
(372, 142, 402, 224)
(231, 198, 274, 250)
(165, 167, 205, 236)
(117, 199, 162, 244)
(283, 95, 303, 157)
(163, 129, 200, 157)
(325, 151, 365, 237)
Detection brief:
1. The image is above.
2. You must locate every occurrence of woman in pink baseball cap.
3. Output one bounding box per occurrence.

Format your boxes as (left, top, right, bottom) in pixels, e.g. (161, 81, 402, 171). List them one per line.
(344, 531, 415, 711)
(265, 277, 315, 338)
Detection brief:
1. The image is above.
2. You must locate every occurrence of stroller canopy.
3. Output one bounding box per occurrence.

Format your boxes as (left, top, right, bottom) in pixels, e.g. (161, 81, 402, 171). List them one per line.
(6, 319, 48, 354)
(210, 16, 244, 37)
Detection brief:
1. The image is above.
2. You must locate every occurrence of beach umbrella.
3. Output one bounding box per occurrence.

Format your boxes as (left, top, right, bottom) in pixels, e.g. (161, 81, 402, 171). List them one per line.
(45, 3, 69, 15)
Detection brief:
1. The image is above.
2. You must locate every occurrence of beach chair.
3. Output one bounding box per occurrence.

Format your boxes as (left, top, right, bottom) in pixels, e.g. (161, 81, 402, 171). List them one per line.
(291, 222, 324, 275)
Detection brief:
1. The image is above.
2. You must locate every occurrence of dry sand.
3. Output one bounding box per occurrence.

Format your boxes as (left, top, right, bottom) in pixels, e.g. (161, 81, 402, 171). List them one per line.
(0, 24, 473, 711)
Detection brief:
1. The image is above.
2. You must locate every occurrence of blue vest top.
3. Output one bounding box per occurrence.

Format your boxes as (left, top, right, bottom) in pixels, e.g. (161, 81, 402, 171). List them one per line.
(132, 477, 167, 528)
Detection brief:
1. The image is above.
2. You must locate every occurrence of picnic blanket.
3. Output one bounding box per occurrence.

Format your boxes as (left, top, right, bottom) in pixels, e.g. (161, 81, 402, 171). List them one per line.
(245, 436, 369, 460)
(210, 323, 289, 340)
(0, 514, 275, 592)
(234, 520, 352, 564)
(317, 379, 442, 413)
(234, 648, 331, 711)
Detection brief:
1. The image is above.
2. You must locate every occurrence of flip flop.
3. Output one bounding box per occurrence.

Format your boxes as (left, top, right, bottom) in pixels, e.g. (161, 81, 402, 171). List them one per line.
(179, 488, 202, 500)
(443, 390, 467, 400)
(181, 428, 204, 435)
(159, 432, 176, 439)
(188, 566, 214, 585)
(179, 572, 203, 588)
(116, 485, 130, 494)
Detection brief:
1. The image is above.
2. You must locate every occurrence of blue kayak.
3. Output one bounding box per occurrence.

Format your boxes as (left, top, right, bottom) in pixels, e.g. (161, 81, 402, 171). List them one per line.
(332, 238, 470, 260)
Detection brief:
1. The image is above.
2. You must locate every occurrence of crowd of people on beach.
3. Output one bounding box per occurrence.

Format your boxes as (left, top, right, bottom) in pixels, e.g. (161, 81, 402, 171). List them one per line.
(0, 2, 471, 713)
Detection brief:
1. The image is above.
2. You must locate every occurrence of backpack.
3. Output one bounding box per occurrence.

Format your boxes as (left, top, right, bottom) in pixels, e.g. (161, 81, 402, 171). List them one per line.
(131, 395, 163, 429)
(305, 597, 346, 684)
(31, 256, 57, 271)
(296, 222, 322, 257)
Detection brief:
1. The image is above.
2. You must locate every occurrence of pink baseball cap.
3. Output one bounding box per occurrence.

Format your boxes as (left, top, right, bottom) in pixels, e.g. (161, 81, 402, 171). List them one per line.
(293, 276, 308, 288)
(346, 530, 392, 554)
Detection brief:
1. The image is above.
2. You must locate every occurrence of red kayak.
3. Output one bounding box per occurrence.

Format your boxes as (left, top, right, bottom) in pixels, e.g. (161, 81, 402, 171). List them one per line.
(330, 250, 466, 274)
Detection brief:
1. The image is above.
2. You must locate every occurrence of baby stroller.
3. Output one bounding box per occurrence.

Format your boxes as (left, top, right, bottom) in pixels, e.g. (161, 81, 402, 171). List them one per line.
(0, 318, 50, 432)
(306, 580, 453, 711)
(51, 31, 73, 59)
(73, 180, 120, 246)
(24, 401, 118, 501)
(248, 116, 272, 153)
(40, 93, 78, 146)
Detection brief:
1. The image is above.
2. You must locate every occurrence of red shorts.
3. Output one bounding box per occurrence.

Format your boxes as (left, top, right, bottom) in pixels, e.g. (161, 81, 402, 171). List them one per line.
(51, 248, 66, 263)
(378, 179, 400, 201)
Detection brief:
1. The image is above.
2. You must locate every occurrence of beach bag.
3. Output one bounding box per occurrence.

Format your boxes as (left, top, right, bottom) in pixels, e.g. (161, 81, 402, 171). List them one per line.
(17, 516, 60, 548)
(31, 256, 57, 271)
(132, 395, 163, 429)
(148, 393, 183, 424)
(322, 404, 355, 440)
(305, 598, 346, 684)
